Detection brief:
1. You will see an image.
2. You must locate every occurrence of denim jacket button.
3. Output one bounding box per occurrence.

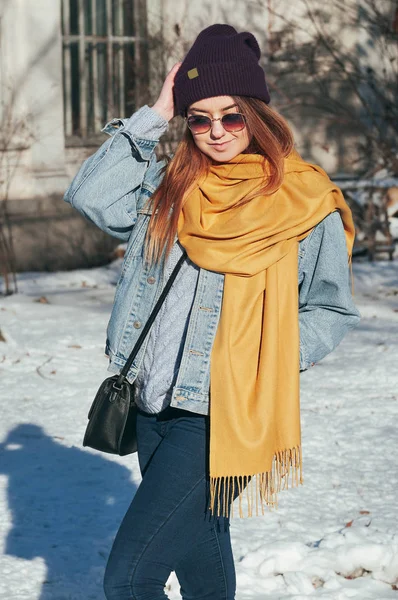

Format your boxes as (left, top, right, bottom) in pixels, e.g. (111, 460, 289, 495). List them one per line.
(133, 321, 142, 329)
(147, 276, 156, 284)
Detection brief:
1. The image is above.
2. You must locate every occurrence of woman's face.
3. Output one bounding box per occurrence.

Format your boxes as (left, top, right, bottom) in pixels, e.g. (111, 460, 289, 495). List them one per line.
(186, 95, 251, 162)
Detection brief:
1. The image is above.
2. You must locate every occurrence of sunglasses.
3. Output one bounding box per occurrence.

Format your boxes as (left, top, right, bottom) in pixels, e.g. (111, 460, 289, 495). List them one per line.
(186, 112, 247, 134)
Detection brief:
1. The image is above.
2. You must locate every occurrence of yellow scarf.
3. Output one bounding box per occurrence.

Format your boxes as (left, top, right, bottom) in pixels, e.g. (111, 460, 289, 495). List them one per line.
(177, 151, 355, 518)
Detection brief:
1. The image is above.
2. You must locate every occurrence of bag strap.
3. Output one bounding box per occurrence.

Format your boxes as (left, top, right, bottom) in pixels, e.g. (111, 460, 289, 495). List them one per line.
(114, 250, 187, 389)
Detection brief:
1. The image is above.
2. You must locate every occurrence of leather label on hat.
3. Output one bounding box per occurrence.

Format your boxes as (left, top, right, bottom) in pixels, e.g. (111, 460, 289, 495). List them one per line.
(187, 68, 199, 79)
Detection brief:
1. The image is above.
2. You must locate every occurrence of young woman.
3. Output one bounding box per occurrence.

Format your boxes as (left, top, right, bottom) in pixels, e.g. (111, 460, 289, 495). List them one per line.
(64, 24, 361, 600)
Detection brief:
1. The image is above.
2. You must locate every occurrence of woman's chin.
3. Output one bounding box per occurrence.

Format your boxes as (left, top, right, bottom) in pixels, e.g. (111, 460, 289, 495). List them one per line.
(208, 148, 242, 163)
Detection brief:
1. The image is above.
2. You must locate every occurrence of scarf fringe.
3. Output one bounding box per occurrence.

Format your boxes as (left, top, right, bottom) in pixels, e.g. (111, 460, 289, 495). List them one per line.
(209, 445, 303, 518)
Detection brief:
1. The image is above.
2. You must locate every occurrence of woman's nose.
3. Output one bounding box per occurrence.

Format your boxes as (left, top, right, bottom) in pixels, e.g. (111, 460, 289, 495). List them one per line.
(210, 119, 225, 139)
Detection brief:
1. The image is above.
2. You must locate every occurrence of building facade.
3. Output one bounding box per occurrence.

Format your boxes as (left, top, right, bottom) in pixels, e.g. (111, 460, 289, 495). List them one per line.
(0, 0, 396, 270)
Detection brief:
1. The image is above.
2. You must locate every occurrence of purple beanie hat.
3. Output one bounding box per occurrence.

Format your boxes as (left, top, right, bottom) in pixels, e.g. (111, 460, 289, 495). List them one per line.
(173, 24, 270, 116)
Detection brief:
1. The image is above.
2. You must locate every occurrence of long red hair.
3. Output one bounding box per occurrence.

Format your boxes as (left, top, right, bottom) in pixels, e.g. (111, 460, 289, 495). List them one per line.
(144, 96, 294, 265)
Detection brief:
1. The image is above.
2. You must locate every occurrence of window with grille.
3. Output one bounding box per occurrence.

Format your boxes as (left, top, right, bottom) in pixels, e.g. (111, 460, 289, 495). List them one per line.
(61, 0, 148, 144)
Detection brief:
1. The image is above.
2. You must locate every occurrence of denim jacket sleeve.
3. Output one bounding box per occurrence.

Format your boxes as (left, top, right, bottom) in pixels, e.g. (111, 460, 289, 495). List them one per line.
(298, 210, 361, 371)
(63, 105, 169, 240)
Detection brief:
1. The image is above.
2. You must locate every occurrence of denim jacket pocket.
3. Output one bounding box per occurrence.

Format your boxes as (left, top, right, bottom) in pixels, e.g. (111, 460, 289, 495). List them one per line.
(124, 214, 149, 261)
(137, 187, 154, 215)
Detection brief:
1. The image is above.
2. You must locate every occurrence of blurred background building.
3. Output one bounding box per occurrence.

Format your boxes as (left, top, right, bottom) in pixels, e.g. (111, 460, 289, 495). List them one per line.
(0, 0, 397, 273)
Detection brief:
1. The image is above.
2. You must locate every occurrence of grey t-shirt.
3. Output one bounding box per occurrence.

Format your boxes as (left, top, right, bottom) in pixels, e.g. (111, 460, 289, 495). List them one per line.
(133, 240, 200, 413)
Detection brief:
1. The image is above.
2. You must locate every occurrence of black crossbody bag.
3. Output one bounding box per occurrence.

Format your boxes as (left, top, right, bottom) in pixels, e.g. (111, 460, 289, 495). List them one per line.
(83, 251, 187, 456)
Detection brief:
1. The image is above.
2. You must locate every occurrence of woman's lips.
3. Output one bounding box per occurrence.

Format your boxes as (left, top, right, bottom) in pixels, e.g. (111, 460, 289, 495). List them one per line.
(209, 140, 232, 150)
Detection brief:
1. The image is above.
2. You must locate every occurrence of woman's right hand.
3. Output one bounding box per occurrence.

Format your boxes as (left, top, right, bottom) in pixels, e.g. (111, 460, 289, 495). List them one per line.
(151, 62, 182, 122)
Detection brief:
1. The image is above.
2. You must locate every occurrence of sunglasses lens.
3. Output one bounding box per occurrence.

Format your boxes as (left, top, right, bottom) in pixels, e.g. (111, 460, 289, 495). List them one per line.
(187, 116, 211, 133)
(222, 113, 246, 131)
(187, 113, 246, 133)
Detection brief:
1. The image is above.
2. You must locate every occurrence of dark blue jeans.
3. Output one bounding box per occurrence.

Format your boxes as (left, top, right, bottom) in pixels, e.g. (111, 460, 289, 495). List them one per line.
(103, 405, 236, 600)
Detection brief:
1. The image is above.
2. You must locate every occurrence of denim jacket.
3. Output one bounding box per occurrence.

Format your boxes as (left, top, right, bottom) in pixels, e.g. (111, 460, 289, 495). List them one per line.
(64, 105, 361, 415)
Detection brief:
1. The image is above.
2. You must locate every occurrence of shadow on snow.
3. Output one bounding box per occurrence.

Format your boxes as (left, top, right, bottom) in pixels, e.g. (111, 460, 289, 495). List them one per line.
(0, 423, 137, 600)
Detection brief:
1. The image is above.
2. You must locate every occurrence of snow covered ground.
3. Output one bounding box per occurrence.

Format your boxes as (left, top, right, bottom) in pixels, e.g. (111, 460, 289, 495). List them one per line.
(0, 257, 397, 600)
